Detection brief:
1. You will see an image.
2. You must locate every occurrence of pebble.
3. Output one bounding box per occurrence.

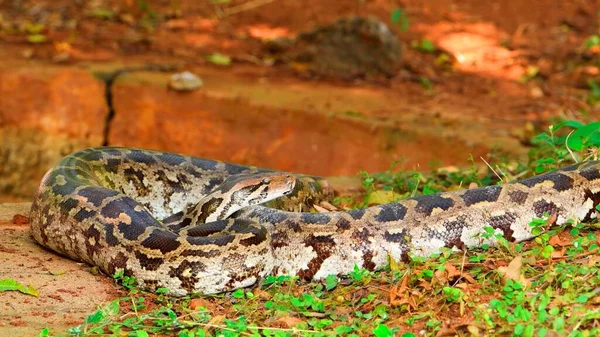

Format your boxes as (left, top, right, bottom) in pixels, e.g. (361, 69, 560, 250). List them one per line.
(169, 71, 203, 91)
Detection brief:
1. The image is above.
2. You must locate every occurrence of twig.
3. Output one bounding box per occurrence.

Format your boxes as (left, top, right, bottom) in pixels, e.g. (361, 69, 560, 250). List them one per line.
(220, 0, 280, 17)
(480, 157, 504, 183)
(534, 247, 599, 266)
(565, 130, 578, 163)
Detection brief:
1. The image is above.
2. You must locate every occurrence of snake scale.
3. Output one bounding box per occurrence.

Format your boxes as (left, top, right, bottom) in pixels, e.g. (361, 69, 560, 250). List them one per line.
(30, 147, 600, 296)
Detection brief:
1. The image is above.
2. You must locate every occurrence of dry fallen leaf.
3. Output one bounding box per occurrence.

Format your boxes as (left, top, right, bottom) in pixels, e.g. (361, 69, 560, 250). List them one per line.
(467, 325, 481, 336)
(318, 201, 339, 211)
(545, 212, 558, 228)
(253, 288, 273, 300)
(498, 255, 522, 281)
(312, 204, 330, 213)
(189, 298, 215, 311)
(434, 263, 465, 285)
(588, 255, 599, 267)
(550, 247, 566, 259)
(207, 314, 225, 326)
(12, 214, 29, 225)
(389, 275, 417, 310)
(548, 235, 562, 246)
(497, 255, 529, 287)
(454, 282, 468, 289)
(274, 316, 304, 328)
(445, 263, 461, 279)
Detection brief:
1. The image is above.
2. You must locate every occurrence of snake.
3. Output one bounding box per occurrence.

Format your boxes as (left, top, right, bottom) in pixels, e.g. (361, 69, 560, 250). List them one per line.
(29, 147, 600, 296)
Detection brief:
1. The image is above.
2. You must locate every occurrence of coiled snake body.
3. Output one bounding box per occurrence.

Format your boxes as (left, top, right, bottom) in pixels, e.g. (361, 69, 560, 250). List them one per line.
(30, 147, 600, 296)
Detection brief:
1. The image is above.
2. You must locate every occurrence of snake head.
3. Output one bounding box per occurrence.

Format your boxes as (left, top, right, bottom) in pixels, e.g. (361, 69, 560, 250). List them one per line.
(253, 173, 297, 199)
(215, 172, 297, 208)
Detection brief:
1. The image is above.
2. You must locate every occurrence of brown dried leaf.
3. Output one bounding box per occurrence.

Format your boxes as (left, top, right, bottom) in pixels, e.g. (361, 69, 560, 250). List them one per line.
(274, 316, 304, 328)
(419, 280, 432, 290)
(189, 298, 217, 312)
(467, 325, 481, 336)
(550, 247, 565, 259)
(207, 314, 225, 326)
(445, 263, 461, 279)
(545, 212, 558, 227)
(461, 272, 477, 284)
(548, 235, 562, 246)
(389, 276, 417, 310)
(318, 201, 339, 211)
(12, 214, 29, 225)
(434, 269, 448, 284)
(497, 255, 522, 281)
(497, 255, 529, 287)
(253, 288, 273, 300)
(454, 282, 468, 289)
(435, 327, 458, 336)
(588, 255, 599, 267)
(549, 234, 571, 247)
(312, 204, 330, 213)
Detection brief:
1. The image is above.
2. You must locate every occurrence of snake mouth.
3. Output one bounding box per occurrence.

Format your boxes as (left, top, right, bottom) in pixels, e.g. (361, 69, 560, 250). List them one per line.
(283, 187, 294, 196)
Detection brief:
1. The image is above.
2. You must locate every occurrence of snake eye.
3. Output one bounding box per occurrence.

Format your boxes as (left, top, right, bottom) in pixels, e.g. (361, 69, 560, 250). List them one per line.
(261, 178, 271, 184)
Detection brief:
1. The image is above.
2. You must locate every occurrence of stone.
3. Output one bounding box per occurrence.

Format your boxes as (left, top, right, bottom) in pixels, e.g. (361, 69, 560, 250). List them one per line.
(265, 16, 402, 79)
(168, 71, 203, 91)
(0, 67, 108, 199)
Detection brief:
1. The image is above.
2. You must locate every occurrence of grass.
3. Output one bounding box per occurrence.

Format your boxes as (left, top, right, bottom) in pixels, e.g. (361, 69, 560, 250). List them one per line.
(41, 121, 600, 337)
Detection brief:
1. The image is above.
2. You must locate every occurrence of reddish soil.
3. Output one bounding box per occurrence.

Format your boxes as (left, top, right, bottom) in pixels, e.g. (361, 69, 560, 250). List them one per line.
(1, 0, 598, 131)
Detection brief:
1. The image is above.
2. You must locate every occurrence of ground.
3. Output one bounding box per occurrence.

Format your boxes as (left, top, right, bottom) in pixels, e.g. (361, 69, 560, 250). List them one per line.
(1, 0, 600, 336)
(2, 0, 599, 157)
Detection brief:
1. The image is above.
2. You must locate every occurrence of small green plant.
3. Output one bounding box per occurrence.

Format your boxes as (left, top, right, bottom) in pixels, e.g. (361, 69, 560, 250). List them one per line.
(518, 65, 540, 83)
(324, 274, 338, 290)
(390, 8, 409, 32)
(442, 287, 464, 303)
(0, 278, 39, 296)
(349, 265, 373, 282)
(206, 52, 232, 66)
(587, 80, 600, 106)
(86, 8, 116, 20)
(23, 22, 46, 43)
(584, 34, 600, 49)
(113, 269, 137, 290)
(413, 39, 436, 53)
(419, 76, 434, 91)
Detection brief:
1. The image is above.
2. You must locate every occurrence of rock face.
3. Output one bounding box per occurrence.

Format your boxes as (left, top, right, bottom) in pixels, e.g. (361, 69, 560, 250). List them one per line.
(0, 64, 510, 201)
(266, 16, 402, 79)
(0, 67, 108, 199)
(108, 71, 486, 177)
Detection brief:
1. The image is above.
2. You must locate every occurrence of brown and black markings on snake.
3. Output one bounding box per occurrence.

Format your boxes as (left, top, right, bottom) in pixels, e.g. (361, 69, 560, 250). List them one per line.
(29, 147, 600, 296)
(297, 234, 336, 279)
(488, 212, 518, 240)
(415, 194, 455, 215)
(508, 190, 529, 204)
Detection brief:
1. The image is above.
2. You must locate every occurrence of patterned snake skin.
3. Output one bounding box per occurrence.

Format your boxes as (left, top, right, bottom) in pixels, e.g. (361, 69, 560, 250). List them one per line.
(30, 147, 600, 296)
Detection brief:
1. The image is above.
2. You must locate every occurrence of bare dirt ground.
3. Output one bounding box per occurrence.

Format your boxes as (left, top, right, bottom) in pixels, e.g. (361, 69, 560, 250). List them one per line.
(0, 203, 121, 336)
(2, 0, 600, 335)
